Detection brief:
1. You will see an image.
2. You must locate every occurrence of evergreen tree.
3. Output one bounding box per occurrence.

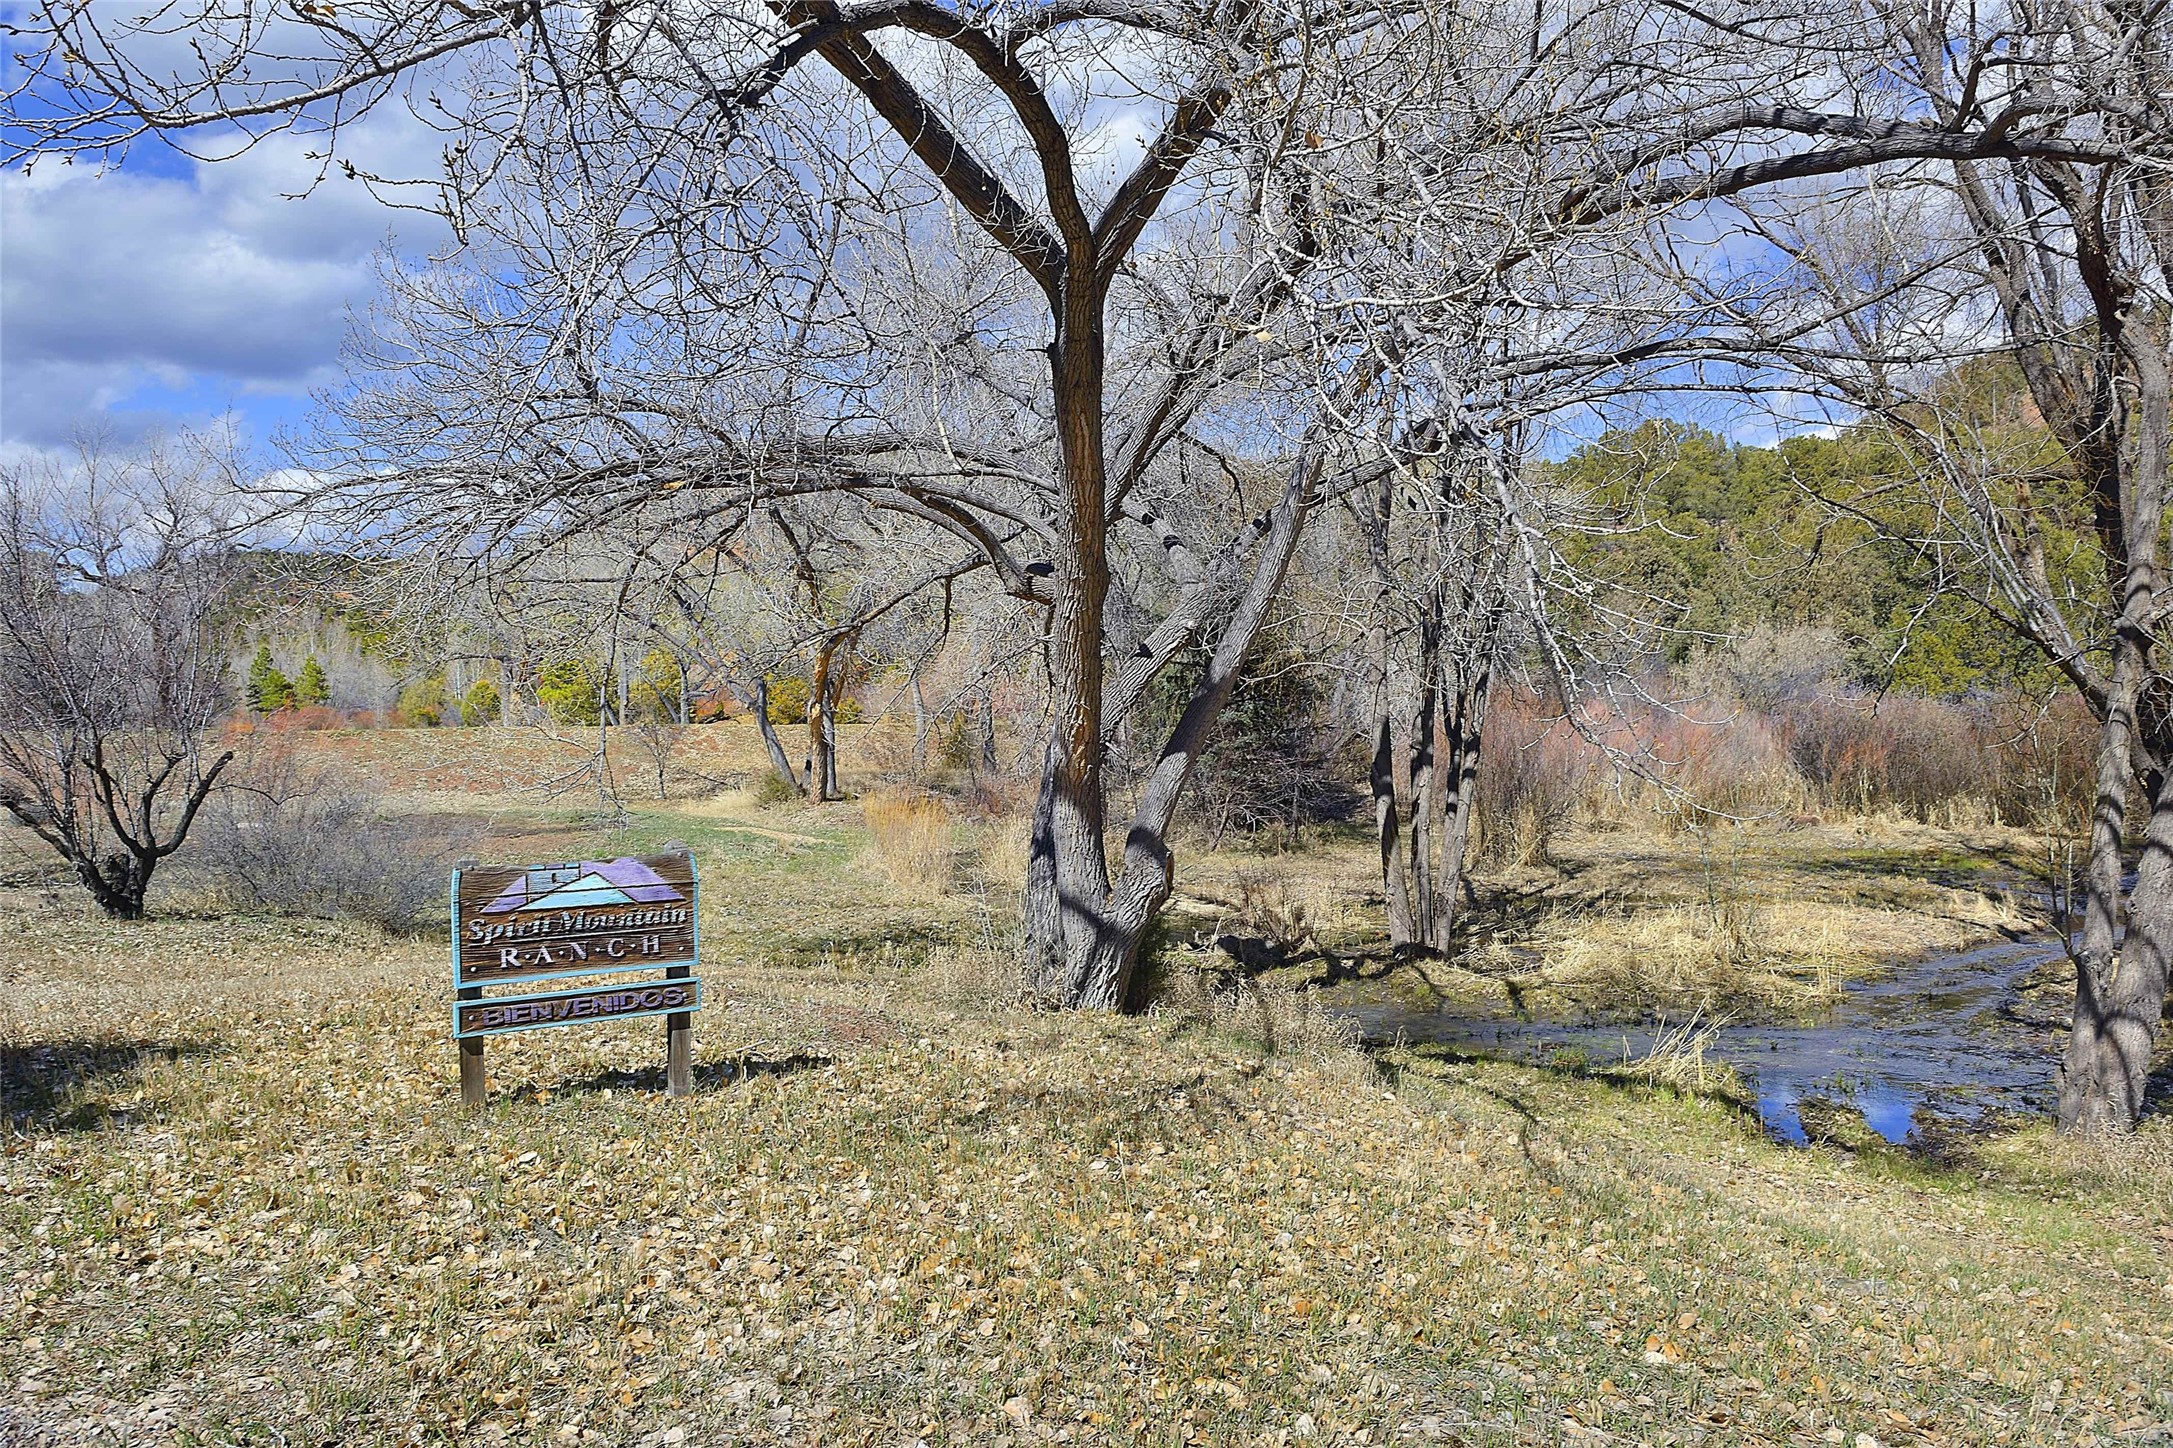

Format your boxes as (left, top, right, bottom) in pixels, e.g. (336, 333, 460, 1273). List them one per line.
(295, 655, 331, 707)
(395, 676, 449, 727)
(246, 641, 295, 713)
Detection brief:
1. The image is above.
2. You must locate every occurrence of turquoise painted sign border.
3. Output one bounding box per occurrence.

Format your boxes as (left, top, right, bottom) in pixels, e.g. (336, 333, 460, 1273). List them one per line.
(452, 976, 703, 1040)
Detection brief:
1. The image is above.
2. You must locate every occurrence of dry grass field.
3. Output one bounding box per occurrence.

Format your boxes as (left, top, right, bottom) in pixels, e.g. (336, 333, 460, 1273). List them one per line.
(3, 726, 2170, 1446)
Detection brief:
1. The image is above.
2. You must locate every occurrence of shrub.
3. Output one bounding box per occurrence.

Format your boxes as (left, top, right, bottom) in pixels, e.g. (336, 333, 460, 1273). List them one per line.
(931, 712, 978, 772)
(1478, 693, 1598, 864)
(1969, 692, 2097, 830)
(764, 672, 863, 727)
(1139, 638, 1354, 847)
(751, 769, 803, 807)
(461, 677, 501, 727)
(765, 674, 811, 725)
(629, 650, 683, 721)
(266, 704, 346, 732)
(1775, 695, 1983, 820)
(538, 658, 604, 725)
(1215, 867, 1318, 962)
(181, 752, 473, 931)
(393, 675, 449, 727)
(624, 717, 684, 799)
(1687, 624, 1851, 712)
(1641, 707, 1804, 821)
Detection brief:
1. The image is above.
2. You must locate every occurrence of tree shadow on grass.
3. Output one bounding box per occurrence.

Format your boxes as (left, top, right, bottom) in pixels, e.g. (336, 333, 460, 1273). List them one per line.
(2, 1040, 203, 1134)
(503, 1050, 835, 1102)
(2142, 1058, 2173, 1124)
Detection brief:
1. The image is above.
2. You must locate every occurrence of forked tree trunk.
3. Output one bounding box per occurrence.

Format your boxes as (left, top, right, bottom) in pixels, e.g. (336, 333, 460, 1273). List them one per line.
(1025, 406, 1324, 1009)
(1428, 640, 1495, 947)
(28, 745, 237, 923)
(805, 630, 856, 802)
(808, 639, 836, 801)
(1409, 656, 1442, 938)
(79, 851, 152, 921)
(817, 694, 841, 800)
(1373, 713, 1418, 947)
(1374, 656, 1494, 956)
(2054, 336, 2172, 1132)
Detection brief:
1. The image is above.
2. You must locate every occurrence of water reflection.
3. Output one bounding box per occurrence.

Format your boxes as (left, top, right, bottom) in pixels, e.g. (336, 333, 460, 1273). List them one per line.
(1341, 939, 2065, 1145)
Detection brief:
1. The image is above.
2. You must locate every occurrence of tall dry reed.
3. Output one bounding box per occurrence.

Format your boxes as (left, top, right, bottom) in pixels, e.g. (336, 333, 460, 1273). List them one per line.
(860, 791, 955, 895)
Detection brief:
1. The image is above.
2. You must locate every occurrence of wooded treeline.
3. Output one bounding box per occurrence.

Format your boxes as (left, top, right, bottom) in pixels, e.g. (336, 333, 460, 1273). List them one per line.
(3, 0, 2167, 1132)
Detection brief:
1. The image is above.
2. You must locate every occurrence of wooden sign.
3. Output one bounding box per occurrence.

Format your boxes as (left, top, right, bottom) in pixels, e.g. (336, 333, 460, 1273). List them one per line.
(450, 849, 701, 1105)
(454, 977, 701, 1038)
(453, 852, 697, 986)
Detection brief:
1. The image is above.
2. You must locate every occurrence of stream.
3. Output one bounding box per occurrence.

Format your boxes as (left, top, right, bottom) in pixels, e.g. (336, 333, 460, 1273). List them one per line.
(1338, 935, 2067, 1145)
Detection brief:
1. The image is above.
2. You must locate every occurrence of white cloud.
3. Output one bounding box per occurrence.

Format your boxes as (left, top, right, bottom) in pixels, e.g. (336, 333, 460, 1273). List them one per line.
(0, 113, 450, 447)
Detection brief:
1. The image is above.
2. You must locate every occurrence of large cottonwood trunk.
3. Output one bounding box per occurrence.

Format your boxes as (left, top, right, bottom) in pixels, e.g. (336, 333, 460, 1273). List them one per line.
(2059, 663, 2172, 1131)
(1024, 302, 1122, 1004)
(2055, 335, 2172, 1132)
(1025, 317, 1323, 1007)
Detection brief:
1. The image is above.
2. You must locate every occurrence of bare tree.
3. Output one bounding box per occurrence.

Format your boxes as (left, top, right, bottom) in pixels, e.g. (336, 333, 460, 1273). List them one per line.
(1716, 0, 2173, 1132)
(1349, 449, 1516, 955)
(0, 436, 242, 919)
(7, 0, 2138, 1007)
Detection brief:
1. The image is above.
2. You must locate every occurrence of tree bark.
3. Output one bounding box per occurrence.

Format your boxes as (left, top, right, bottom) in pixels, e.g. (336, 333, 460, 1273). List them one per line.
(2060, 655, 2167, 1131)
(1024, 299, 1117, 1001)
(79, 852, 150, 920)
(1427, 627, 1497, 948)
(1372, 712, 1419, 948)
(1028, 412, 1324, 1009)
(752, 676, 804, 792)
(807, 632, 851, 801)
(1362, 476, 1509, 959)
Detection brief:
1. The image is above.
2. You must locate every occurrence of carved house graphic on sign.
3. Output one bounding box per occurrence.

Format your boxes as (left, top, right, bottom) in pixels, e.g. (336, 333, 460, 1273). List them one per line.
(479, 857, 688, 915)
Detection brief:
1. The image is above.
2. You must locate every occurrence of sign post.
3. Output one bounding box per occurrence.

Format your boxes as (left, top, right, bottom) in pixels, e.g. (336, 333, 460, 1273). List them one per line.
(666, 963, 693, 1097)
(458, 987, 487, 1107)
(449, 848, 702, 1104)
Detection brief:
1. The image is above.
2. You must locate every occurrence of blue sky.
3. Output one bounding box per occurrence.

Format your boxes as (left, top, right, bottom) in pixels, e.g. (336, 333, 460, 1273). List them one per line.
(0, 52, 449, 463)
(0, 17, 1818, 471)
